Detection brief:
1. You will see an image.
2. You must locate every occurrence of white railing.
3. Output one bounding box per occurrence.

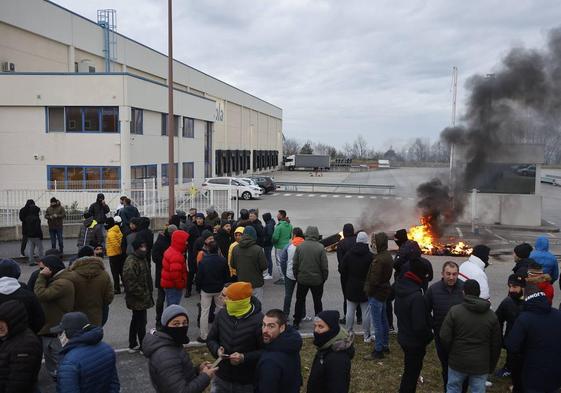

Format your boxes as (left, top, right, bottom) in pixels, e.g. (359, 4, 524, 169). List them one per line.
(0, 180, 233, 227)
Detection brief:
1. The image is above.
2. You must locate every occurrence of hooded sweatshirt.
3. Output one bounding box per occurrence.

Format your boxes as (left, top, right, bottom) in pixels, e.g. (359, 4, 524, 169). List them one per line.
(440, 295, 502, 375)
(459, 255, 490, 300)
(530, 237, 559, 283)
(293, 227, 329, 287)
(0, 276, 45, 334)
(230, 235, 268, 289)
(279, 237, 305, 281)
(365, 232, 394, 301)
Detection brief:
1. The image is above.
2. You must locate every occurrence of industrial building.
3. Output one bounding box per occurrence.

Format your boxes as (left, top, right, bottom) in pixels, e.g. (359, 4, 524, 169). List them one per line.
(0, 0, 283, 192)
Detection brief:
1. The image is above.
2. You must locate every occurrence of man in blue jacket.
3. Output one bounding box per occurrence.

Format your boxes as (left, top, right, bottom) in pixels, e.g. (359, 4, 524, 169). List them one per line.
(530, 237, 558, 283)
(256, 309, 302, 393)
(506, 284, 561, 393)
(52, 312, 120, 393)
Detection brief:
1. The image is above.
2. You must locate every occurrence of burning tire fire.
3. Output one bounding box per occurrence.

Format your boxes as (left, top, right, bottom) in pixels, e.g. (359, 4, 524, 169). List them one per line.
(408, 217, 472, 256)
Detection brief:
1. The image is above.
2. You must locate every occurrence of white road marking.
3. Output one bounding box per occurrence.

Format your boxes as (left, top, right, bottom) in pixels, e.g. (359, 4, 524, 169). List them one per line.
(333, 195, 340, 198)
(370, 196, 377, 199)
(284, 193, 292, 196)
(345, 195, 353, 198)
(320, 194, 328, 198)
(547, 233, 555, 238)
(545, 219, 558, 226)
(382, 196, 389, 200)
(358, 196, 365, 199)
(456, 227, 463, 237)
(296, 194, 303, 197)
(308, 194, 316, 197)
(486, 228, 508, 242)
(395, 197, 402, 200)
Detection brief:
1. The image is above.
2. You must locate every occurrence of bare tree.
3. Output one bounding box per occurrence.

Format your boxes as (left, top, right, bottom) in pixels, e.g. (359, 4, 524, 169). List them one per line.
(300, 141, 314, 154)
(352, 135, 369, 159)
(283, 138, 301, 156)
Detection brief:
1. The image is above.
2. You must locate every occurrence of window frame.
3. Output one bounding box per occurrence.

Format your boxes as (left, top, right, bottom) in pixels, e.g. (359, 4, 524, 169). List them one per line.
(161, 113, 180, 136)
(161, 163, 179, 186)
(47, 165, 120, 190)
(182, 161, 195, 183)
(46, 106, 119, 133)
(130, 108, 144, 135)
(182, 117, 194, 138)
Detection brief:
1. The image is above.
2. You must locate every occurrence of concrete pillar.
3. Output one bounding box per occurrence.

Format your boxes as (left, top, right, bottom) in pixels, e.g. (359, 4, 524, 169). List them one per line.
(67, 45, 75, 72)
(119, 105, 131, 193)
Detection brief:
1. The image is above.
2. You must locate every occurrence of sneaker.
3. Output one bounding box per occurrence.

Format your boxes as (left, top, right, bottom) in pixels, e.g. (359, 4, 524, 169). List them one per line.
(363, 335, 375, 343)
(495, 368, 511, 378)
(263, 274, 273, 280)
(127, 345, 141, 353)
(389, 327, 397, 334)
(273, 278, 284, 285)
(196, 337, 207, 344)
(485, 381, 493, 387)
(303, 315, 314, 321)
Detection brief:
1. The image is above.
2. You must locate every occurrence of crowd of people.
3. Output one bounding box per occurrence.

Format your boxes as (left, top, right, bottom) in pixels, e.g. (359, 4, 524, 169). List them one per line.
(2, 195, 561, 392)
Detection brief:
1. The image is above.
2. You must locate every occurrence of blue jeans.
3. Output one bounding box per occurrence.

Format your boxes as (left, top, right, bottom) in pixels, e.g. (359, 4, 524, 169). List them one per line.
(165, 288, 183, 306)
(369, 297, 389, 352)
(264, 246, 273, 275)
(49, 228, 64, 251)
(446, 368, 487, 393)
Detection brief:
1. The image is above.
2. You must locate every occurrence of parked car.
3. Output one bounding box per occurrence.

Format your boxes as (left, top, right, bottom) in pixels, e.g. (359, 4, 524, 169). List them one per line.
(202, 177, 262, 200)
(248, 176, 277, 193)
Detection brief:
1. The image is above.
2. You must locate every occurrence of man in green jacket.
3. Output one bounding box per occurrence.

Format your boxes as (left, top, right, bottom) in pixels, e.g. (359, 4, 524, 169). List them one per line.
(123, 238, 154, 352)
(292, 226, 328, 329)
(34, 255, 75, 380)
(231, 226, 268, 301)
(440, 279, 501, 393)
(272, 210, 293, 284)
(45, 197, 66, 254)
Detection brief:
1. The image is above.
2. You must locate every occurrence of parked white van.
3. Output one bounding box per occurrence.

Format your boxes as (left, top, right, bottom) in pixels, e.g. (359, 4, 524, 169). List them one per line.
(201, 177, 262, 200)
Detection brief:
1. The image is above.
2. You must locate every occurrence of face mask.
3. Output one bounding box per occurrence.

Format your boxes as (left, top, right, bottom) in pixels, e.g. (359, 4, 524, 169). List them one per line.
(162, 326, 189, 345)
(59, 331, 69, 347)
(509, 292, 523, 300)
(313, 331, 333, 348)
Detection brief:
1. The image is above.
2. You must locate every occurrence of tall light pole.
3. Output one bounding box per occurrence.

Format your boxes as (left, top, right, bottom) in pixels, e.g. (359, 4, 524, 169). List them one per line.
(167, 0, 175, 217)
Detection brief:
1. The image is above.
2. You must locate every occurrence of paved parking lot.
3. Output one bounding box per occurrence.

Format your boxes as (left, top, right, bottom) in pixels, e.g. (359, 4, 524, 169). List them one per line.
(7, 167, 561, 392)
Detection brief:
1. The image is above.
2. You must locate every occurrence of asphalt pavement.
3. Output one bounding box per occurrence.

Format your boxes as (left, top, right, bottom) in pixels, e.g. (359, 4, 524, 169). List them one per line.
(4, 167, 561, 392)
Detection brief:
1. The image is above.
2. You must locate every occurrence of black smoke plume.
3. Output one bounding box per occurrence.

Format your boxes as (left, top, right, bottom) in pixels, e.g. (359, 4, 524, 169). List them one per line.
(417, 26, 561, 235)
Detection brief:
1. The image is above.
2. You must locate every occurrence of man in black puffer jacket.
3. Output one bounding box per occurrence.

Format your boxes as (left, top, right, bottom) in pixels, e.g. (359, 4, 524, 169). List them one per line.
(0, 300, 43, 393)
(88, 193, 110, 225)
(256, 309, 302, 393)
(395, 257, 433, 393)
(337, 223, 358, 323)
(207, 282, 263, 393)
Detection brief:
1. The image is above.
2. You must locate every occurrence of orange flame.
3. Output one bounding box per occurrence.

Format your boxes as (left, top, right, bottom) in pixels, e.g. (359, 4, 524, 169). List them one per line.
(408, 217, 472, 256)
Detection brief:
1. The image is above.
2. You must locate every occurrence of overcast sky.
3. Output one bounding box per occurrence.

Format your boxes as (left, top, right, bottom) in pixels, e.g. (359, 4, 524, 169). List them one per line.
(53, 0, 561, 150)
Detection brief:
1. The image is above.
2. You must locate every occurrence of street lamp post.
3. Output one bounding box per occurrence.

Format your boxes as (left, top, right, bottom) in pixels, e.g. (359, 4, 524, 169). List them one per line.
(167, 0, 175, 217)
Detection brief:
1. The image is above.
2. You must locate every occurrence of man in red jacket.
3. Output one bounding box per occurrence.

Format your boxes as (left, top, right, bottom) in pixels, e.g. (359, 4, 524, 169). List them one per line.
(161, 230, 189, 306)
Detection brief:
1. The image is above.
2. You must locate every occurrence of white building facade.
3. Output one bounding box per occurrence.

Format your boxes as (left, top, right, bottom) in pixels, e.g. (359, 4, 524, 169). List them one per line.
(0, 0, 283, 192)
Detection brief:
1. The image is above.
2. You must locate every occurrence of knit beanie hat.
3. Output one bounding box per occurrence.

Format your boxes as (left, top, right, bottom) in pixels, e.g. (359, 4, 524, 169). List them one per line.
(409, 257, 427, 279)
(508, 274, 526, 288)
(206, 206, 216, 215)
(0, 259, 21, 279)
(243, 226, 257, 240)
(234, 226, 245, 235)
(161, 304, 188, 327)
(195, 212, 205, 219)
(514, 243, 533, 259)
(77, 246, 94, 258)
(41, 255, 65, 276)
(114, 216, 122, 224)
(225, 282, 253, 300)
(167, 224, 178, 236)
(524, 284, 546, 301)
(169, 214, 181, 227)
(528, 260, 544, 275)
(316, 310, 341, 335)
(50, 197, 57, 203)
(201, 230, 213, 242)
(394, 229, 408, 242)
(343, 223, 355, 237)
(356, 231, 369, 244)
(471, 245, 491, 265)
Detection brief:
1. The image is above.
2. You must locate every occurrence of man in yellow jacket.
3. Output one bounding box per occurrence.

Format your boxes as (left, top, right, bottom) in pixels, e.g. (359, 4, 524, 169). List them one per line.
(227, 227, 245, 278)
(105, 217, 124, 294)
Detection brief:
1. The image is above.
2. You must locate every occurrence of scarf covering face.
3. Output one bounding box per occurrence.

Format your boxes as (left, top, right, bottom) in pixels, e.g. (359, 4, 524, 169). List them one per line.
(225, 297, 251, 317)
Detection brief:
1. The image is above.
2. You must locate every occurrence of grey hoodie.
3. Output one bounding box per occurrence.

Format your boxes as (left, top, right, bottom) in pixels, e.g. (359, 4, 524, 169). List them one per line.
(293, 226, 329, 286)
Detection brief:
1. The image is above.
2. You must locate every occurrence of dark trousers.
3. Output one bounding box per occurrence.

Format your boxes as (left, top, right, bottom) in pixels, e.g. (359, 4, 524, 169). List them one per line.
(186, 255, 196, 296)
(294, 283, 323, 323)
(386, 285, 395, 329)
(20, 235, 27, 256)
(434, 334, 468, 393)
(155, 288, 166, 326)
(49, 228, 64, 252)
(340, 276, 361, 321)
(399, 345, 426, 393)
(506, 351, 523, 393)
(109, 255, 125, 292)
(129, 309, 147, 349)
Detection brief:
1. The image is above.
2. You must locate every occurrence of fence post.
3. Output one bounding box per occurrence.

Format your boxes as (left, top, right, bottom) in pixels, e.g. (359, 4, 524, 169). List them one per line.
(142, 179, 147, 217)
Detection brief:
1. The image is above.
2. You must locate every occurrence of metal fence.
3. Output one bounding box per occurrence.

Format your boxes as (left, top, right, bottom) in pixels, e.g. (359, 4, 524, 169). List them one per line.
(275, 181, 395, 194)
(0, 180, 233, 227)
